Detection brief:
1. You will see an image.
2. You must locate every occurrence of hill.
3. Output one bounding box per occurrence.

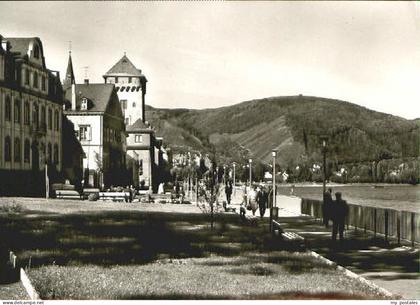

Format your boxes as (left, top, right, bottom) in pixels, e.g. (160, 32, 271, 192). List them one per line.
(146, 96, 419, 182)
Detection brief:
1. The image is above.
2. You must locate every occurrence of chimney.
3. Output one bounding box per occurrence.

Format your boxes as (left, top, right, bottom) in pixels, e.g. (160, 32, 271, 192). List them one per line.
(84, 79, 89, 85)
(71, 83, 76, 110)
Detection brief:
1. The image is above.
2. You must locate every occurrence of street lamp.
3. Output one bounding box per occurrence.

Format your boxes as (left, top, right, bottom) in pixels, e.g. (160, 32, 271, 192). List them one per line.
(272, 150, 277, 208)
(321, 137, 328, 195)
(232, 162, 236, 195)
(249, 158, 253, 188)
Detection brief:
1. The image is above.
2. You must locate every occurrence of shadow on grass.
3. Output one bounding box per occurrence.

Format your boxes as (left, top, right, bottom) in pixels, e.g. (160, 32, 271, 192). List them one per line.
(122, 291, 379, 300)
(0, 210, 292, 268)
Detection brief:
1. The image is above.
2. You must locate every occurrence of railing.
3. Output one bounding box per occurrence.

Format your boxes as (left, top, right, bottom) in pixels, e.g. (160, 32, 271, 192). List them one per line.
(301, 198, 419, 246)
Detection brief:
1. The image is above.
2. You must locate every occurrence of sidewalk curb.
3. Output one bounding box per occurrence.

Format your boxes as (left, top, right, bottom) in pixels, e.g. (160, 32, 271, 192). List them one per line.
(20, 268, 41, 300)
(309, 250, 397, 299)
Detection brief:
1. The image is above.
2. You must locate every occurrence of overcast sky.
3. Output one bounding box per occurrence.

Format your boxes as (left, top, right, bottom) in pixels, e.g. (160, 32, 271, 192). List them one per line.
(1, 1, 419, 119)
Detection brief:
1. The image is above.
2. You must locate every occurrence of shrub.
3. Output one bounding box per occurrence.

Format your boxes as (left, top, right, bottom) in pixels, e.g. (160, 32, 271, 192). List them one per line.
(88, 193, 99, 201)
(0, 202, 23, 214)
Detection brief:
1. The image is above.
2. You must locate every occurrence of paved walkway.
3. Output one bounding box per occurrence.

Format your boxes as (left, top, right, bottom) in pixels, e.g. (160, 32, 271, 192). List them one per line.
(219, 186, 420, 300)
(0, 281, 28, 299)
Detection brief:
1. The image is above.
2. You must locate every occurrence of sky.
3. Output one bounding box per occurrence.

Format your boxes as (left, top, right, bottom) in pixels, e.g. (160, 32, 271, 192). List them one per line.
(1, 1, 419, 119)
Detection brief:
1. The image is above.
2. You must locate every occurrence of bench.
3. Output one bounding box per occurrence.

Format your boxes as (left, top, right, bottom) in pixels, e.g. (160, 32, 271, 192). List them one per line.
(55, 190, 82, 200)
(272, 220, 306, 248)
(99, 192, 130, 202)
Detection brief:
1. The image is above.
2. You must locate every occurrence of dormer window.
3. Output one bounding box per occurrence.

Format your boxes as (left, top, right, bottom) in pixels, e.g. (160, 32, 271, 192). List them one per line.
(33, 45, 40, 59)
(81, 98, 88, 110)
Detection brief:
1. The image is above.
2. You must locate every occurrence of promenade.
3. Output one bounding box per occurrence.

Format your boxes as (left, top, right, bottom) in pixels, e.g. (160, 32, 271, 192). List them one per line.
(220, 186, 420, 299)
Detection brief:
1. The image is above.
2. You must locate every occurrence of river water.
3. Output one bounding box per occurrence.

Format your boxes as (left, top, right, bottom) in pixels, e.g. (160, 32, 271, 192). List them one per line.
(277, 184, 420, 213)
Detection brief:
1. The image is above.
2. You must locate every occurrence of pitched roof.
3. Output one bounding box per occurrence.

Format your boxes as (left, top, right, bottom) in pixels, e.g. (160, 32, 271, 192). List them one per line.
(64, 83, 115, 113)
(63, 52, 75, 88)
(104, 55, 143, 77)
(127, 118, 153, 133)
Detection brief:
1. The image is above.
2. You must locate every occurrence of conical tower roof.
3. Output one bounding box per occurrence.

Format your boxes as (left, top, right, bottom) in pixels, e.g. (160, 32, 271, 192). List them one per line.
(63, 52, 75, 88)
(104, 55, 143, 77)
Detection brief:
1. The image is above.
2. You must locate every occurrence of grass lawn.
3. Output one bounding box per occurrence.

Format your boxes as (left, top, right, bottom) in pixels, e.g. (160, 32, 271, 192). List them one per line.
(0, 198, 392, 300)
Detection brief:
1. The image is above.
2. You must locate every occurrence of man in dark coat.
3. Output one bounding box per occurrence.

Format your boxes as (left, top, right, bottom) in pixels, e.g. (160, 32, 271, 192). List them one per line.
(225, 181, 233, 205)
(331, 192, 349, 241)
(258, 186, 268, 218)
(322, 188, 333, 228)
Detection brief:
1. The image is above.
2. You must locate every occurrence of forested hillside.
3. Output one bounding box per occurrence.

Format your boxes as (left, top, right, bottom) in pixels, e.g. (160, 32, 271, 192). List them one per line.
(146, 96, 420, 184)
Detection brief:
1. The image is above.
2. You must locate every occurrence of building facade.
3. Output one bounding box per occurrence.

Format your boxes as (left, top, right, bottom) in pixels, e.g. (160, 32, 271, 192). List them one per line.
(103, 55, 147, 125)
(0, 35, 63, 196)
(63, 54, 126, 188)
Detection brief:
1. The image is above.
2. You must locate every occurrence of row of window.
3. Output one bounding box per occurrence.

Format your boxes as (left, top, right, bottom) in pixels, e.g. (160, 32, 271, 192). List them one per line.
(107, 77, 140, 85)
(3, 136, 59, 164)
(3, 96, 60, 131)
(23, 67, 47, 91)
(104, 126, 121, 143)
(115, 86, 141, 92)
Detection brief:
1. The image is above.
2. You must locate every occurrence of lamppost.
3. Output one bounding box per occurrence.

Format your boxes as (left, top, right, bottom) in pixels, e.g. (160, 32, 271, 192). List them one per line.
(232, 162, 236, 195)
(321, 137, 328, 195)
(249, 158, 253, 188)
(272, 150, 277, 208)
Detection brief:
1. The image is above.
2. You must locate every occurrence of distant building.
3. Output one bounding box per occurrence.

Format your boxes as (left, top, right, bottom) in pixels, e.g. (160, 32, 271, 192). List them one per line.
(103, 55, 147, 125)
(63, 53, 126, 188)
(0, 35, 63, 196)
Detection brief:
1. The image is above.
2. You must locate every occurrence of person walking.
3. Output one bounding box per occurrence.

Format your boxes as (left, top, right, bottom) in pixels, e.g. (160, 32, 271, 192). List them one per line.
(331, 192, 349, 241)
(225, 180, 233, 205)
(248, 186, 258, 216)
(258, 186, 268, 218)
(322, 188, 333, 228)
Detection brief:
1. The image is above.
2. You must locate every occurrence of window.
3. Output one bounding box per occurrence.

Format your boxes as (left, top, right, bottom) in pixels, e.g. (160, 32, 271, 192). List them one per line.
(120, 100, 127, 110)
(41, 106, 46, 126)
(81, 98, 88, 110)
(47, 143, 52, 164)
(132, 102, 136, 107)
(41, 76, 46, 91)
(79, 125, 91, 141)
(128, 77, 132, 83)
(48, 108, 52, 130)
(33, 45, 40, 59)
(14, 137, 21, 162)
(5, 96, 11, 121)
(33, 104, 39, 128)
(4, 136, 11, 162)
(53, 144, 59, 164)
(24, 102, 30, 125)
(54, 110, 59, 131)
(14, 99, 21, 123)
(135, 135, 143, 143)
(24, 139, 30, 163)
(25, 69, 30, 85)
(33, 71, 38, 88)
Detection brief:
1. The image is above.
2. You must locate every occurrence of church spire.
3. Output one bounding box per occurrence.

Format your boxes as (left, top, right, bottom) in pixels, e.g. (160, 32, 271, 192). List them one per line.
(63, 51, 75, 88)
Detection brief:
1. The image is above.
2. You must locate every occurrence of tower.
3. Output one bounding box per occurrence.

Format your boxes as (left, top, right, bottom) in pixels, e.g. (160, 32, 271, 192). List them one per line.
(103, 54, 147, 125)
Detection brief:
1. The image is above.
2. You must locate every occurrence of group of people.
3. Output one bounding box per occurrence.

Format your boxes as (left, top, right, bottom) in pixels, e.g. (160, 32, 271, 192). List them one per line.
(322, 188, 349, 241)
(230, 184, 270, 219)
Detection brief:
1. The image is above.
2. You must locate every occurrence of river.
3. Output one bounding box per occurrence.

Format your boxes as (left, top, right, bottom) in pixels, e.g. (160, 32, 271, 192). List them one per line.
(277, 184, 420, 213)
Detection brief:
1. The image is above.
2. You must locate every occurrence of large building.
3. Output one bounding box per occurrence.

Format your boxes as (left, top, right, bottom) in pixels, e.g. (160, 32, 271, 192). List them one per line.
(104, 55, 168, 191)
(63, 53, 126, 188)
(0, 35, 64, 196)
(103, 54, 147, 125)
